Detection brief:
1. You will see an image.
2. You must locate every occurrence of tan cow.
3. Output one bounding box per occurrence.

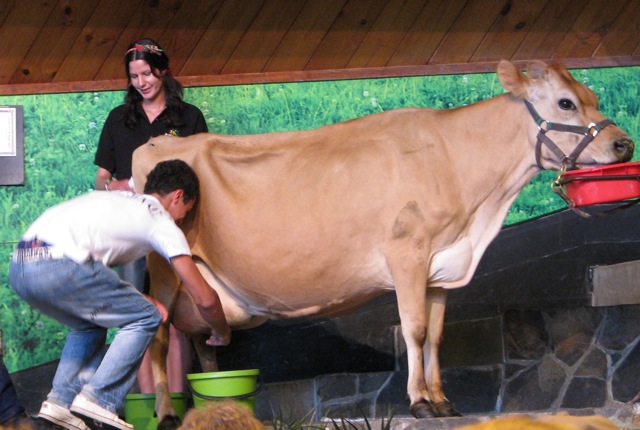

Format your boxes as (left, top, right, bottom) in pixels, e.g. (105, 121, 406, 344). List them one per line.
(131, 60, 633, 426)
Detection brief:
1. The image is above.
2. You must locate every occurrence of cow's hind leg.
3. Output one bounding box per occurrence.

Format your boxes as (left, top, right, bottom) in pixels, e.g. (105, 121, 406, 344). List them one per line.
(146, 252, 184, 430)
(193, 333, 219, 372)
(183, 335, 218, 410)
(423, 288, 460, 417)
(150, 323, 181, 430)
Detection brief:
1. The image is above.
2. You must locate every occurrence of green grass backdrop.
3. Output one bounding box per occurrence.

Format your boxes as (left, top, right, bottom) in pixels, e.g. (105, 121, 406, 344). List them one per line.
(0, 66, 638, 372)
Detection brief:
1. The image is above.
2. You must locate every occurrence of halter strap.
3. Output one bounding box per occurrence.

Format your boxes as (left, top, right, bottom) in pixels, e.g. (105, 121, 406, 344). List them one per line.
(524, 100, 615, 170)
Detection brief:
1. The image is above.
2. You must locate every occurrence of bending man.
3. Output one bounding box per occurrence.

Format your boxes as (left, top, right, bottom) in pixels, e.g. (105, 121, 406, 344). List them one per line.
(9, 159, 230, 430)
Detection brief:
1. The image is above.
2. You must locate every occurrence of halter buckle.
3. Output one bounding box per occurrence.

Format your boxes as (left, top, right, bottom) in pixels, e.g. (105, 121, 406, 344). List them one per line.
(538, 119, 550, 132)
(586, 122, 599, 137)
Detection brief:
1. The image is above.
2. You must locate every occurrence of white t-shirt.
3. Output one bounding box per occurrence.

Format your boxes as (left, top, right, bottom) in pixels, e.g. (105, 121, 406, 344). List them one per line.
(22, 191, 191, 266)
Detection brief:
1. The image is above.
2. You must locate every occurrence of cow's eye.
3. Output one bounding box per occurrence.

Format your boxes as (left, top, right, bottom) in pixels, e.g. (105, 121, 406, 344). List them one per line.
(558, 98, 576, 110)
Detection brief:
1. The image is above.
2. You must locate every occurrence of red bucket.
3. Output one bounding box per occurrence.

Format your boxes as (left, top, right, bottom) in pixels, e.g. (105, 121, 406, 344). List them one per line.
(559, 161, 640, 207)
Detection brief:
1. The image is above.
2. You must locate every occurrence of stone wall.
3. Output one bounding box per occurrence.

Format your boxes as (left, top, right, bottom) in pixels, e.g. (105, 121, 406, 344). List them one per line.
(247, 304, 640, 421)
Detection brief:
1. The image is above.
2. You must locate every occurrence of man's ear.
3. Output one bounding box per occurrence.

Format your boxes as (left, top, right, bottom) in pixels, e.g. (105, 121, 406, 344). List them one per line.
(172, 189, 184, 205)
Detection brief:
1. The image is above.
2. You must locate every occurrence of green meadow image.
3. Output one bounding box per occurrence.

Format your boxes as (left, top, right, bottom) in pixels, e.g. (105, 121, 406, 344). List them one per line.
(1, 66, 638, 372)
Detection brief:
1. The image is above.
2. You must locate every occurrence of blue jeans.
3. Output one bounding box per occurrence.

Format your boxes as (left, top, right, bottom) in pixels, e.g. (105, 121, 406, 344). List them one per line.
(9, 257, 162, 414)
(0, 354, 23, 423)
(118, 257, 147, 294)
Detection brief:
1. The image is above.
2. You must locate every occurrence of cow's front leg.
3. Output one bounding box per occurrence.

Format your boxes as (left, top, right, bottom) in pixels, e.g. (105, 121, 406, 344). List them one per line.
(386, 201, 434, 418)
(149, 323, 180, 430)
(424, 288, 460, 417)
(395, 281, 432, 419)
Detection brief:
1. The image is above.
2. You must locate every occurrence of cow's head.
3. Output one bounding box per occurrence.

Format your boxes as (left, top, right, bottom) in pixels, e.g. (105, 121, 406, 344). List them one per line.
(497, 60, 634, 171)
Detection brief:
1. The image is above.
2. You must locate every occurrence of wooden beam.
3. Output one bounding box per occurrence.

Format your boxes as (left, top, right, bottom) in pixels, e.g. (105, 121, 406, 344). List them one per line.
(1, 56, 637, 96)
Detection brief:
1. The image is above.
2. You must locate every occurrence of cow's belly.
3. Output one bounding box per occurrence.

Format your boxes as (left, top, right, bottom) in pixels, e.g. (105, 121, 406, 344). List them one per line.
(428, 237, 474, 288)
(194, 249, 396, 322)
(194, 259, 269, 329)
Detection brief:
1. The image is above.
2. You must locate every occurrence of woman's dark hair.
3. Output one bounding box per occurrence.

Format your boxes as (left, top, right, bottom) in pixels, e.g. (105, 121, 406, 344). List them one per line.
(123, 38, 186, 129)
(143, 159, 199, 204)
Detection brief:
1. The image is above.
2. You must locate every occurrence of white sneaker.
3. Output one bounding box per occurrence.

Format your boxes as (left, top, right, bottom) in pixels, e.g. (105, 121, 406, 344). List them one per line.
(38, 401, 89, 430)
(70, 394, 133, 430)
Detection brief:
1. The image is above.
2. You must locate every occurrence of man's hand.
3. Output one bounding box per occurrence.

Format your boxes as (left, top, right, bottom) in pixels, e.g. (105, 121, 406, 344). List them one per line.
(171, 255, 231, 346)
(145, 295, 169, 323)
(206, 329, 231, 346)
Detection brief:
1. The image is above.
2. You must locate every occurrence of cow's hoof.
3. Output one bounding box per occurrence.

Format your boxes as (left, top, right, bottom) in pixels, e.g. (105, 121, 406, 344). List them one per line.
(431, 401, 462, 417)
(409, 400, 436, 418)
(158, 415, 182, 430)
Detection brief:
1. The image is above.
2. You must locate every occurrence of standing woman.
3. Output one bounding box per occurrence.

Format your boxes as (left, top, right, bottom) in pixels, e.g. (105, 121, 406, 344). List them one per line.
(94, 38, 208, 393)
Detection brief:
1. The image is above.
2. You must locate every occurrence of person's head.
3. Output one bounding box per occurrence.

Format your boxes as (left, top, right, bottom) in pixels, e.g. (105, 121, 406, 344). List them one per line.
(124, 38, 170, 103)
(143, 159, 199, 224)
(178, 401, 265, 430)
(123, 38, 185, 127)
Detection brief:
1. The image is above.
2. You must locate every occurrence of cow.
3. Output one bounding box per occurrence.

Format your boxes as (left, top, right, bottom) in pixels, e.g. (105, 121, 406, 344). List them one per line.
(131, 60, 634, 426)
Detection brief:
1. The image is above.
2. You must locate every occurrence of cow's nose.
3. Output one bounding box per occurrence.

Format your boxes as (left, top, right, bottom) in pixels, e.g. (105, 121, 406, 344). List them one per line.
(616, 137, 634, 161)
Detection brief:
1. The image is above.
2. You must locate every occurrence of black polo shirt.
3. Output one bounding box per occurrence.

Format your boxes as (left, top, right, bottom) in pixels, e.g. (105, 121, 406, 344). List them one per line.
(94, 103, 208, 179)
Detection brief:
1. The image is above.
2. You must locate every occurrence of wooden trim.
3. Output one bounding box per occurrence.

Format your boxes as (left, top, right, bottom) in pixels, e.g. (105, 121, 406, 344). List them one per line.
(0, 56, 638, 96)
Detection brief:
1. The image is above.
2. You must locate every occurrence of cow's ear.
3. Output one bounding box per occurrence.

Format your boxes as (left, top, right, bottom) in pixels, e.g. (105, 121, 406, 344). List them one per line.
(526, 61, 549, 80)
(497, 60, 529, 98)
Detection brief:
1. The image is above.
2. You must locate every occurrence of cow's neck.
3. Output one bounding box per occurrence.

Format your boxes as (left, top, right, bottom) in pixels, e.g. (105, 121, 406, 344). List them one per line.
(442, 94, 541, 276)
(447, 94, 540, 212)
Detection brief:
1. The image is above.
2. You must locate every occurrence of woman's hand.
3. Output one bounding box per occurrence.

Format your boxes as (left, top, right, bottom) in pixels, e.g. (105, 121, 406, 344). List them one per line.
(106, 177, 135, 192)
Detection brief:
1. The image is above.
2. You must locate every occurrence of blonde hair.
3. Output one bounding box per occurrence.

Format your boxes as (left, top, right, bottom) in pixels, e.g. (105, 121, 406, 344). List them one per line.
(178, 402, 265, 430)
(0, 419, 35, 430)
(456, 414, 618, 430)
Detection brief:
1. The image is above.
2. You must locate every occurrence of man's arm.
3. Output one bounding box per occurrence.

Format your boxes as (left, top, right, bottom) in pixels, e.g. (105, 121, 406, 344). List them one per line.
(170, 255, 231, 346)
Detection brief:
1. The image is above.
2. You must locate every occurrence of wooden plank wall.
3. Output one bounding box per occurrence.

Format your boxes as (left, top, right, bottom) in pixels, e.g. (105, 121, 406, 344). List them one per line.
(0, 0, 638, 95)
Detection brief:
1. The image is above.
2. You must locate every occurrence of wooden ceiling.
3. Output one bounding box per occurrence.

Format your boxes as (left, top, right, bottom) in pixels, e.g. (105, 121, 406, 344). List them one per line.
(1, 0, 639, 95)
